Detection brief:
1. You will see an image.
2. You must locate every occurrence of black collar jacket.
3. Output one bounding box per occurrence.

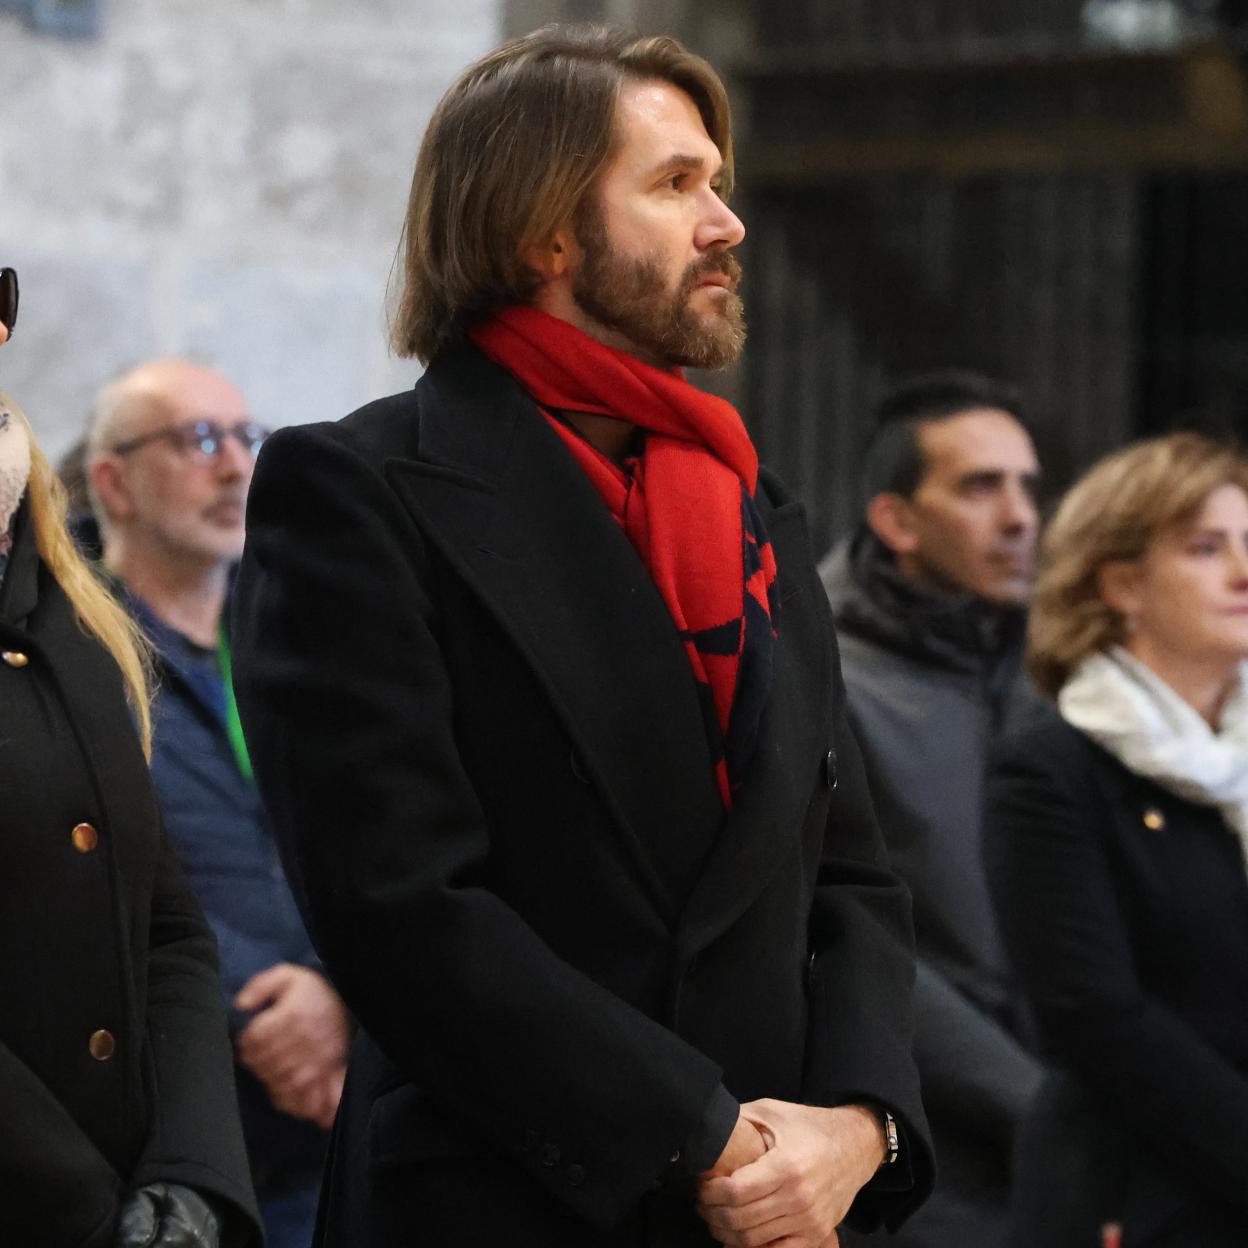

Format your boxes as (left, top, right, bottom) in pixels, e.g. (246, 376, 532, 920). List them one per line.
(231, 344, 934, 1247)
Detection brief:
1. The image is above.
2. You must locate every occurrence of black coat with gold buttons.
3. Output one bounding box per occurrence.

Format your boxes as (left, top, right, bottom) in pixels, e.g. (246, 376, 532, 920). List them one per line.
(0, 502, 261, 1247)
(985, 700, 1248, 1248)
(232, 344, 935, 1248)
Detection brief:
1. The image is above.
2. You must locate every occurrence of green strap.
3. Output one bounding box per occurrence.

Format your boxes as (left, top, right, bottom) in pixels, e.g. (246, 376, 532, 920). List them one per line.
(217, 624, 255, 785)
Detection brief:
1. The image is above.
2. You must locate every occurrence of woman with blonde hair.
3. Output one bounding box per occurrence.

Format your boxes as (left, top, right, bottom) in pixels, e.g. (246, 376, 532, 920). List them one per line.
(985, 431, 1248, 1247)
(0, 268, 260, 1246)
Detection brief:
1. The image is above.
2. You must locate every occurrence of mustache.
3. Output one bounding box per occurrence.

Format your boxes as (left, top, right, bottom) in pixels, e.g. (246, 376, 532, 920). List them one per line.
(684, 251, 742, 291)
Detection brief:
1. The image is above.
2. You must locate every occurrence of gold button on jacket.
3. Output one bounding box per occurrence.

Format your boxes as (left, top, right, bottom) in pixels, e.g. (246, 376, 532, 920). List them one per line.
(88, 1029, 116, 1061)
(72, 823, 99, 854)
(1143, 807, 1167, 832)
(2, 650, 29, 668)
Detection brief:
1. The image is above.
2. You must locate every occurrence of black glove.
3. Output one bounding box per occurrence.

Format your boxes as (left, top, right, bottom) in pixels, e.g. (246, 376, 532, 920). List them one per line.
(115, 1183, 222, 1248)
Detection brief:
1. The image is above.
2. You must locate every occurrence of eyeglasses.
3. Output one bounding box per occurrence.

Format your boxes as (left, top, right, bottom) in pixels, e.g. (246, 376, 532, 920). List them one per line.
(112, 419, 271, 462)
(0, 269, 18, 335)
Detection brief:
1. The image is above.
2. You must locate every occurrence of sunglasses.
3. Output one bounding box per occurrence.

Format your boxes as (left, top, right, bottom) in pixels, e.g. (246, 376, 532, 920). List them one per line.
(112, 419, 272, 462)
(0, 269, 17, 336)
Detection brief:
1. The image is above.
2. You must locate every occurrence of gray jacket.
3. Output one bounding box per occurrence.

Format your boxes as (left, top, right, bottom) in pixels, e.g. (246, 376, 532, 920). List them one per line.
(821, 531, 1042, 1246)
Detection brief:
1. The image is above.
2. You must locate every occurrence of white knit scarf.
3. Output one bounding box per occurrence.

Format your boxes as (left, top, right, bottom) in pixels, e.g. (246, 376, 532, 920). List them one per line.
(0, 393, 32, 544)
(1059, 646, 1248, 876)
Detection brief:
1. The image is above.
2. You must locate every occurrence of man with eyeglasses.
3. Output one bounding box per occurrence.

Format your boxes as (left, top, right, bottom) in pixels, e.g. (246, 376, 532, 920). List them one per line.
(86, 360, 351, 1248)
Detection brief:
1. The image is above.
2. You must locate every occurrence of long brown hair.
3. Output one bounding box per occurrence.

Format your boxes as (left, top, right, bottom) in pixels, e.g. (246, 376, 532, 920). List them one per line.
(1029, 432, 1248, 698)
(3, 396, 152, 755)
(390, 24, 734, 364)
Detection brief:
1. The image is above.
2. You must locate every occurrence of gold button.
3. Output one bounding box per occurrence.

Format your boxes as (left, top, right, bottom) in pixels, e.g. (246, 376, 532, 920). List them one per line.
(1143, 807, 1166, 831)
(2, 650, 29, 668)
(72, 823, 99, 853)
(88, 1029, 116, 1061)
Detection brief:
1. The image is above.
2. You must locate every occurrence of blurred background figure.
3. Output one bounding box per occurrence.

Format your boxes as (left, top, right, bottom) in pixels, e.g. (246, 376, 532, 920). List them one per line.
(820, 371, 1044, 1248)
(56, 434, 103, 559)
(86, 359, 351, 1248)
(988, 433, 1248, 1247)
(0, 273, 260, 1246)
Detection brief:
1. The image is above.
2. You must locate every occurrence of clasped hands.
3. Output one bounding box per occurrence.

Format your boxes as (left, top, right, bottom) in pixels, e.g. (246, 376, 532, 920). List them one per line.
(234, 962, 351, 1129)
(696, 1100, 886, 1248)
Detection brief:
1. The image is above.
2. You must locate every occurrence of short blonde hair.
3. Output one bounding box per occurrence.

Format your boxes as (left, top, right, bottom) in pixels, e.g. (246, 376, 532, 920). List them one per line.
(390, 24, 734, 364)
(1029, 432, 1248, 697)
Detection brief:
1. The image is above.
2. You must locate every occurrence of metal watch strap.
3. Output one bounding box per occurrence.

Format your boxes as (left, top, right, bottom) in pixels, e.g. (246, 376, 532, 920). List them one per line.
(880, 1109, 900, 1166)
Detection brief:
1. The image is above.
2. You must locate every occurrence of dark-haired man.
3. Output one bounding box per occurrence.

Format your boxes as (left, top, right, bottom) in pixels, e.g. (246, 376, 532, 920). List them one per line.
(819, 371, 1044, 1248)
(232, 25, 932, 1248)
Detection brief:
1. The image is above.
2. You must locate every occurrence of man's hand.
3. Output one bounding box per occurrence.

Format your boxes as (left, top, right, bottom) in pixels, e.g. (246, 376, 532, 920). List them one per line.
(702, 1112, 769, 1179)
(234, 963, 351, 1130)
(696, 1100, 885, 1248)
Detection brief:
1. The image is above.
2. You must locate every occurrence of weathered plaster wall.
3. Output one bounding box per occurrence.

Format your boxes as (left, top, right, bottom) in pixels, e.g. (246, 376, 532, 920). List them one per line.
(1, 0, 500, 459)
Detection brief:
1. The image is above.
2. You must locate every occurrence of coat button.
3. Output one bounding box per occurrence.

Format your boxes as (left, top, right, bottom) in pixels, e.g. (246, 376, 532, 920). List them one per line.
(72, 823, 99, 853)
(567, 1163, 586, 1187)
(1143, 807, 1166, 831)
(88, 1029, 116, 1061)
(542, 1143, 560, 1167)
(2, 650, 29, 668)
(823, 749, 838, 790)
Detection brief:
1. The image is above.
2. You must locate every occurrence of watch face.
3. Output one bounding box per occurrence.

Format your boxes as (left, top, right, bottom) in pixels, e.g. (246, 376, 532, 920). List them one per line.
(0, 269, 17, 335)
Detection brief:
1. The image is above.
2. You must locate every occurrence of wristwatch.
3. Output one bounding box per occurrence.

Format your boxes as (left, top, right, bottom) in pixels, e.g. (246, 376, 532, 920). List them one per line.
(876, 1108, 900, 1168)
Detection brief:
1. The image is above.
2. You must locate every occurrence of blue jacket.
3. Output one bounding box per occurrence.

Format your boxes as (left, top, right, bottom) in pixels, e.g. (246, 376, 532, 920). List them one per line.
(128, 590, 328, 1192)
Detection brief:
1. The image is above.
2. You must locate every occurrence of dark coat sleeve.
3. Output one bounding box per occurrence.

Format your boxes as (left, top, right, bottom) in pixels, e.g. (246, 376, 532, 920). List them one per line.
(131, 830, 262, 1246)
(230, 424, 725, 1229)
(985, 724, 1248, 1212)
(802, 692, 936, 1231)
(910, 958, 1041, 1147)
(836, 682, 1043, 1151)
(0, 1040, 123, 1246)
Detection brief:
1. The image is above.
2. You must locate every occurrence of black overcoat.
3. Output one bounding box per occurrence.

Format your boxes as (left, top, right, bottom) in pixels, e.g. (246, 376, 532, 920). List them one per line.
(985, 701, 1248, 1248)
(0, 503, 260, 1246)
(231, 345, 935, 1247)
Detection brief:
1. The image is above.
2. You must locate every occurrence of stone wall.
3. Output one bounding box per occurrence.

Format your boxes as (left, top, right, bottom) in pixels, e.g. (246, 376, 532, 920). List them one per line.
(0, 0, 500, 460)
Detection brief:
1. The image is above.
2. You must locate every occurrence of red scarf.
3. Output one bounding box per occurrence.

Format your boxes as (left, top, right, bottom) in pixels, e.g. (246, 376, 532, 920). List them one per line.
(470, 306, 778, 807)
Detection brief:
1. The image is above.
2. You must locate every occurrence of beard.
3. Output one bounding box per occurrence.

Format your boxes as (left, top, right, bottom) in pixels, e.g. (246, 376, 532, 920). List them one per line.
(571, 200, 746, 370)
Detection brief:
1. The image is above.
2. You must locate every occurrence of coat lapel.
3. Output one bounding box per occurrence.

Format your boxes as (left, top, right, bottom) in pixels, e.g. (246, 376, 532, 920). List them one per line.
(0, 499, 39, 628)
(386, 348, 725, 924)
(674, 499, 833, 960)
(386, 347, 831, 943)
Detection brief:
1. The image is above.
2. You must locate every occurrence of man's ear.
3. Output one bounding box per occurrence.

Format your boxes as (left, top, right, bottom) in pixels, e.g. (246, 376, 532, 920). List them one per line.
(1097, 559, 1143, 620)
(866, 492, 921, 557)
(521, 224, 579, 284)
(87, 456, 135, 526)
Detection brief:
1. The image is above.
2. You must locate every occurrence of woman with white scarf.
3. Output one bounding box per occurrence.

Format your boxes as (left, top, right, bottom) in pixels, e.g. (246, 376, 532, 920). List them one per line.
(0, 269, 260, 1247)
(985, 432, 1248, 1248)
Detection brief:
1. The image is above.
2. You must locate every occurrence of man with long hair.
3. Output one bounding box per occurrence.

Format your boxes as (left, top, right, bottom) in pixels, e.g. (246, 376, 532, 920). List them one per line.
(231, 26, 933, 1247)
